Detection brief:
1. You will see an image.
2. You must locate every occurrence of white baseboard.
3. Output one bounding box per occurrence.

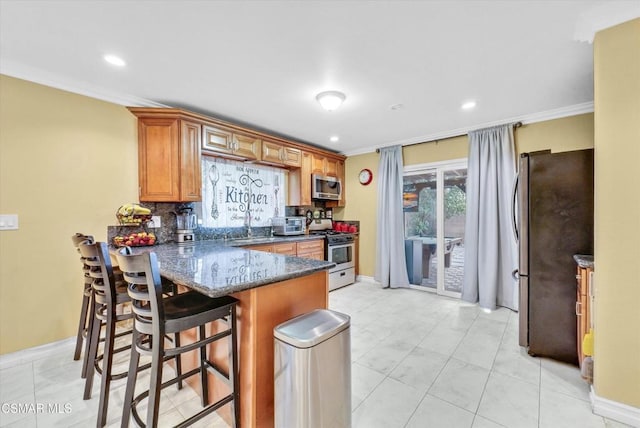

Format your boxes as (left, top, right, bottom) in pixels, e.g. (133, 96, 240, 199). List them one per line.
(356, 275, 379, 284)
(591, 386, 640, 427)
(0, 337, 74, 370)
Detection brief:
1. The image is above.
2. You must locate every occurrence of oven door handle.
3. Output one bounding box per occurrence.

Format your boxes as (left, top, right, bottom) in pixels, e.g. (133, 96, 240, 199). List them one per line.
(328, 243, 355, 250)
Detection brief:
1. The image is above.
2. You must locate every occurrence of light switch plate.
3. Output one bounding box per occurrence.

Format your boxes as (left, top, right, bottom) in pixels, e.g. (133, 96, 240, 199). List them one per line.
(150, 216, 161, 228)
(0, 214, 19, 230)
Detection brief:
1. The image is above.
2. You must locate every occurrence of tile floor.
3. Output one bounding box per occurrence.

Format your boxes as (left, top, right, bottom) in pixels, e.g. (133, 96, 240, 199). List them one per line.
(0, 280, 631, 427)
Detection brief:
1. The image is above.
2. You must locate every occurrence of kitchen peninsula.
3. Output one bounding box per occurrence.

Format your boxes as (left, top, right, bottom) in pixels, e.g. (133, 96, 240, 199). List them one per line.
(127, 240, 334, 428)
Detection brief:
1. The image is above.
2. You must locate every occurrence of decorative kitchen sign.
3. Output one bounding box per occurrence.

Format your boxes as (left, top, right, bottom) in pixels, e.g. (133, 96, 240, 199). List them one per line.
(201, 157, 285, 228)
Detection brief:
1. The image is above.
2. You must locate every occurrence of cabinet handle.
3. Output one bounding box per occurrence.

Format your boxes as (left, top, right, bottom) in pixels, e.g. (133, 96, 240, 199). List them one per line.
(576, 274, 581, 280)
(575, 301, 582, 316)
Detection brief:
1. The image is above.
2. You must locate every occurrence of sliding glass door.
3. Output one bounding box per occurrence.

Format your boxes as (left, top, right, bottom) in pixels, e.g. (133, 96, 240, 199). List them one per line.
(403, 159, 467, 297)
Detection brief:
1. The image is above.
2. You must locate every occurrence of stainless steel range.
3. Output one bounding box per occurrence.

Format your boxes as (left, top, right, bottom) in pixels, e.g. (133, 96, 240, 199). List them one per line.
(308, 219, 356, 291)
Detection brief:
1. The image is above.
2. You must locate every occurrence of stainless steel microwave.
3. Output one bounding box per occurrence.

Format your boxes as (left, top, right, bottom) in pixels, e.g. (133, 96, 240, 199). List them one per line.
(312, 174, 342, 201)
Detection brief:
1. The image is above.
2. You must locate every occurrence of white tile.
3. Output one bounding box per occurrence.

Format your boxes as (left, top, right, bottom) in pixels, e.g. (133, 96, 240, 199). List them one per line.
(477, 307, 513, 323)
(352, 377, 423, 428)
(492, 339, 540, 385)
(467, 317, 508, 339)
(428, 358, 490, 413)
(349, 327, 383, 361)
(471, 415, 506, 428)
(540, 388, 605, 428)
(389, 346, 449, 393)
(351, 362, 386, 410)
(420, 325, 467, 356)
(405, 394, 475, 428)
(0, 391, 36, 427)
(477, 371, 539, 428)
(0, 362, 34, 402)
(356, 338, 415, 376)
(452, 332, 501, 370)
(540, 357, 591, 401)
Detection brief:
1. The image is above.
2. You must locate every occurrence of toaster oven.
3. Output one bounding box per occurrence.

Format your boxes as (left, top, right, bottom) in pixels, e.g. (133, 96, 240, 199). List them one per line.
(272, 217, 306, 236)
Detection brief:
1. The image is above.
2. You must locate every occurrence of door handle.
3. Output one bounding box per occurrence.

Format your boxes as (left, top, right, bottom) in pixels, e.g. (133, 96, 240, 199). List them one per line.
(512, 269, 519, 281)
(511, 174, 519, 242)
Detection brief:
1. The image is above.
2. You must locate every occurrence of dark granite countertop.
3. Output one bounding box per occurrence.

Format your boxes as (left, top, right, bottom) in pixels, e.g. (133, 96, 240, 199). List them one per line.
(573, 254, 594, 269)
(117, 240, 335, 298)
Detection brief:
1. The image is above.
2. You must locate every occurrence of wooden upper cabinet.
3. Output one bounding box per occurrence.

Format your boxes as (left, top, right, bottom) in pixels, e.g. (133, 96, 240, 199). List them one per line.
(202, 125, 260, 161)
(311, 154, 326, 174)
(288, 151, 313, 206)
(325, 158, 345, 208)
(325, 157, 339, 177)
(262, 139, 302, 167)
(136, 116, 202, 202)
(233, 132, 261, 160)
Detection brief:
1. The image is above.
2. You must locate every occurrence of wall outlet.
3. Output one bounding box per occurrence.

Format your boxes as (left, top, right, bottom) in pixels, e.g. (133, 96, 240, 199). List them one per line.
(0, 214, 19, 230)
(150, 216, 161, 228)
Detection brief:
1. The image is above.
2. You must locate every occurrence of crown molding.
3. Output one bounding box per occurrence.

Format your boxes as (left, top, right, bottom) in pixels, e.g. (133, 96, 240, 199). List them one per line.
(344, 101, 594, 157)
(0, 59, 167, 108)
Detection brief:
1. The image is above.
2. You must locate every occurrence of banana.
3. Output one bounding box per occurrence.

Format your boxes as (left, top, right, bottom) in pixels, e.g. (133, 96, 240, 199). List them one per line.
(133, 205, 151, 215)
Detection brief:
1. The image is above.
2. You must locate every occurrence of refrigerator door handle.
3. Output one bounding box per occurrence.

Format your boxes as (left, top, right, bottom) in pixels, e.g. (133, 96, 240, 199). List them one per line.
(512, 269, 519, 280)
(511, 174, 519, 242)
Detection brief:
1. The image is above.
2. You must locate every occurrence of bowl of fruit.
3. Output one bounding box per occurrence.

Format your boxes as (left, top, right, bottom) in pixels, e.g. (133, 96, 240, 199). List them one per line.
(116, 203, 153, 225)
(113, 232, 157, 247)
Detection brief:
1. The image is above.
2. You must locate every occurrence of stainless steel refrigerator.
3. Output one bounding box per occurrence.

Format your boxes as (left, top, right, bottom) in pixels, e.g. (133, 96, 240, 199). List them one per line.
(515, 149, 594, 365)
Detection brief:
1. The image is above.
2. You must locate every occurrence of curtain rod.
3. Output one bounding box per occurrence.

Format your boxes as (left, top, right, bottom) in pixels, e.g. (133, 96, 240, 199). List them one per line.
(375, 121, 523, 153)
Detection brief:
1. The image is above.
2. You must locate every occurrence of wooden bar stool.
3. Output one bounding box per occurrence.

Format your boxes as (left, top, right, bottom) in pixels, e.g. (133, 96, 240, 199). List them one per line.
(71, 233, 96, 377)
(115, 248, 240, 428)
(79, 241, 137, 427)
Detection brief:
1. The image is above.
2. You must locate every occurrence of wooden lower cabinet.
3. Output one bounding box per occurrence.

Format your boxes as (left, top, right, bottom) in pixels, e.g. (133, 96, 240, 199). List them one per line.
(244, 239, 324, 260)
(178, 271, 328, 428)
(272, 242, 297, 256)
(295, 239, 325, 260)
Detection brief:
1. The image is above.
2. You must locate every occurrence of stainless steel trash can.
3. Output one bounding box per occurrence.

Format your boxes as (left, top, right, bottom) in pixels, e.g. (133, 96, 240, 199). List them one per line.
(274, 309, 351, 428)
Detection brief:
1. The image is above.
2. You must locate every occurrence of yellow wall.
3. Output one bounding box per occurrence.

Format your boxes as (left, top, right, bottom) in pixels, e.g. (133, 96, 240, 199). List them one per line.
(0, 75, 139, 354)
(593, 19, 640, 408)
(338, 113, 594, 277)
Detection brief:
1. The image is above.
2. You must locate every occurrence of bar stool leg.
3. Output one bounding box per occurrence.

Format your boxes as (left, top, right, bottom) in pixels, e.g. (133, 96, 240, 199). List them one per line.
(230, 306, 240, 428)
(97, 307, 117, 427)
(81, 292, 96, 379)
(147, 333, 165, 428)
(174, 332, 183, 390)
(74, 287, 91, 361)
(84, 301, 102, 399)
(198, 325, 209, 407)
(121, 328, 140, 428)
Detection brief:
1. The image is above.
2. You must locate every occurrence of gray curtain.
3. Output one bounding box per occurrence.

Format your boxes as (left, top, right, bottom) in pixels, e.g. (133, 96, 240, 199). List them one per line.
(462, 125, 518, 310)
(375, 145, 410, 288)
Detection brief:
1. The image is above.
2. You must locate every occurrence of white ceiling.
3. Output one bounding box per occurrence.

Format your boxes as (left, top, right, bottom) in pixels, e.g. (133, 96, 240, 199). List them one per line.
(1, 1, 638, 155)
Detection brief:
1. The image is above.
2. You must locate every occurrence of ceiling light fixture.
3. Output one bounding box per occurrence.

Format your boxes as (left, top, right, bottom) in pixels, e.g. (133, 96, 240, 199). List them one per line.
(461, 100, 476, 110)
(104, 54, 126, 67)
(316, 91, 346, 111)
(330, 136, 340, 143)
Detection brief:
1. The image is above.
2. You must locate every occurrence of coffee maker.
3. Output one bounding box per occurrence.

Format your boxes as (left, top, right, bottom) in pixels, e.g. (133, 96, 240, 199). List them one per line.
(175, 208, 197, 244)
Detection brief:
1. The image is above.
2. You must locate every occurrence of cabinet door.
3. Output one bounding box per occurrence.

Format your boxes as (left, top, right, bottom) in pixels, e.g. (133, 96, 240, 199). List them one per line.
(273, 242, 297, 256)
(247, 244, 273, 253)
(300, 152, 313, 206)
(138, 118, 180, 201)
(325, 157, 339, 177)
(233, 133, 261, 160)
(179, 120, 202, 201)
(297, 239, 325, 260)
(282, 146, 302, 167)
(262, 139, 284, 165)
(311, 154, 326, 174)
(202, 125, 233, 155)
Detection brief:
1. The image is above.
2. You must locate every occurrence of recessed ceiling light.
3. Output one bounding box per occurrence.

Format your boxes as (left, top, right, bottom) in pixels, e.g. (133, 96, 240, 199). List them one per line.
(461, 100, 476, 110)
(104, 54, 126, 67)
(390, 103, 404, 110)
(330, 136, 339, 143)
